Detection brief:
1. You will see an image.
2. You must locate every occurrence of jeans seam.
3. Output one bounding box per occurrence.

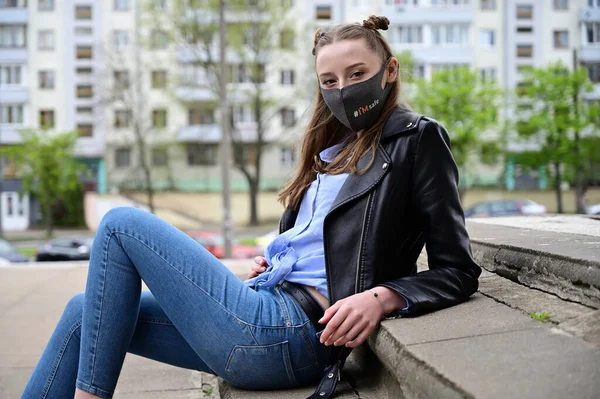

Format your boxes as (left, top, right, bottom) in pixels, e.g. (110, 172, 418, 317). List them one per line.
(274, 286, 291, 325)
(88, 227, 114, 389)
(137, 317, 174, 326)
(40, 320, 82, 399)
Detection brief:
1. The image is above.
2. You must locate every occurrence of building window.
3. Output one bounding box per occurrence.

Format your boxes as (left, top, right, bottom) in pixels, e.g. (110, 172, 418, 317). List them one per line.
(38, 30, 54, 50)
(280, 146, 296, 166)
(39, 70, 55, 89)
(431, 24, 469, 46)
(76, 85, 93, 98)
(114, 70, 129, 90)
(393, 25, 423, 44)
(39, 110, 55, 128)
(280, 107, 295, 127)
(75, 27, 93, 36)
(480, 0, 495, 9)
(187, 144, 217, 166)
(231, 104, 255, 123)
(151, 30, 168, 49)
(280, 69, 295, 85)
(114, 0, 129, 10)
(76, 45, 93, 59)
(413, 64, 425, 79)
(152, 109, 167, 128)
(553, 0, 567, 9)
(0, 65, 22, 85)
(0, 104, 23, 124)
(590, 0, 600, 8)
(480, 67, 496, 82)
(151, 148, 168, 166)
(516, 5, 533, 19)
(479, 29, 495, 47)
(188, 107, 215, 125)
(75, 5, 92, 19)
(430, 0, 469, 6)
(151, 70, 167, 88)
(553, 30, 569, 48)
(76, 66, 93, 74)
(39, 0, 54, 10)
(0, 25, 26, 48)
(315, 4, 331, 19)
(114, 109, 131, 128)
(280, 29, 294, 50)
(76, 106, 93, 114)
(115, 148, 131, 168)
(113, 30, 129, 50)
(585, 63, 600, 83)
(517, 26, 533, 33)
(0, 0, 28, 7)
(517, 44, 533, 58)
(77, 123, 93, 137)
(586, 23, 600, 44)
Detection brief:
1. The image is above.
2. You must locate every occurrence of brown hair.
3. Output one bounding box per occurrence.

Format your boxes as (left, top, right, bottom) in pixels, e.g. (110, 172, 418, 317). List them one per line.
(278, 15, 402, 209)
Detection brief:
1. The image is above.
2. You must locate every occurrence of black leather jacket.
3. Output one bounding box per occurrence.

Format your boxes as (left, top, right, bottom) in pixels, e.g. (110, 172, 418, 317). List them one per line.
(279, 107, 481, 317)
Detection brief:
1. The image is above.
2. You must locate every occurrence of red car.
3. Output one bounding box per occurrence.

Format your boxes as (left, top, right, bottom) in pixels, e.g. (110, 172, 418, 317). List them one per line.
(188, 231, 262, 259)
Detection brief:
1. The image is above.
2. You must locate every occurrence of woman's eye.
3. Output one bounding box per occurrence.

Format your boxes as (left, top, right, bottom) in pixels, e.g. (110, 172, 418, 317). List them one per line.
(322, 79, 335, 86)
(351, 71, 364, 79)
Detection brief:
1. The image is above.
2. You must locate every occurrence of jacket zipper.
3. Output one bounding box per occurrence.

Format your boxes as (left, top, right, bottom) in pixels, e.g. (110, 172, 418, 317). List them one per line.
(355, 192, 374, 294)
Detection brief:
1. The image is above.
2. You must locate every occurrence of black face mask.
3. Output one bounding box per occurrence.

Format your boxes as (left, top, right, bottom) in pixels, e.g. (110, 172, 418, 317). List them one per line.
(320, 60, 392, 132)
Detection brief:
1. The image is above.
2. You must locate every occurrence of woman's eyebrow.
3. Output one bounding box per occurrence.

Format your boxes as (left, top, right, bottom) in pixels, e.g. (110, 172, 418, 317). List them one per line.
(318, 62, 367, 78)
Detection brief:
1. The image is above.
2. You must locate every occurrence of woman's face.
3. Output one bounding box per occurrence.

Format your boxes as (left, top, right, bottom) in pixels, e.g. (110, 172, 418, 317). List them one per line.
(315, 39, 398, 91)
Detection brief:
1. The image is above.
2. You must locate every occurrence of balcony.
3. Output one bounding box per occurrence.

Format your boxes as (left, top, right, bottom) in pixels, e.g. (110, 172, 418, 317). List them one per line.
(580, 47, 600, 62)
(382, 3, 472, 24)
(579, 7, 600, 23)
(0, 7, 27, 24)
(178, 124, 221, 143)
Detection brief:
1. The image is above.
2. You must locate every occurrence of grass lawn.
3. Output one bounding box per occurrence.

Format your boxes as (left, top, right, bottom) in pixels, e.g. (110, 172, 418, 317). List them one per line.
(16, 247, 36, 258)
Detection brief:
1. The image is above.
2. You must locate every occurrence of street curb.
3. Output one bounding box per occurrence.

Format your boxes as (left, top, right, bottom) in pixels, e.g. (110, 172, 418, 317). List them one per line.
(471, 240, 600, 309)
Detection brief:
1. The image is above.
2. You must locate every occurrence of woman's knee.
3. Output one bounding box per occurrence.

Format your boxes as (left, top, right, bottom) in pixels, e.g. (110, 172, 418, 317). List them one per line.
(99, 206, 149, 232)
(62, 293, 85, 325)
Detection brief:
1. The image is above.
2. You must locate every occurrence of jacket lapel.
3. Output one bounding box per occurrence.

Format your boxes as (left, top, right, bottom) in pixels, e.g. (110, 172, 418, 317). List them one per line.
(327, 144, 391, 216)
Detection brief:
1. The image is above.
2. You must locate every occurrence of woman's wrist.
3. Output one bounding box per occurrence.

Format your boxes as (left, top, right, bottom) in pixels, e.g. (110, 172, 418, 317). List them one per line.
(368, 286, 407, 315)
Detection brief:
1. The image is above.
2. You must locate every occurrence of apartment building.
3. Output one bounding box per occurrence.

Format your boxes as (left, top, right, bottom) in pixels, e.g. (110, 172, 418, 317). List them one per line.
(0, 0, 32, 230)
(4, 0, 598, 207)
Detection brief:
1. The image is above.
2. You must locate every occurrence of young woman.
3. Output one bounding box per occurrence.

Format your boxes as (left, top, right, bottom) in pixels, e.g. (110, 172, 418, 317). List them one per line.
(23, 15, 480, 399)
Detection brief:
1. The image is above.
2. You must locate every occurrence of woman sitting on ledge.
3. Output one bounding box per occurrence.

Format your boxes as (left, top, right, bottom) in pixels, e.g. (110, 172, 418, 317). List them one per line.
(22, 15, 480, 399)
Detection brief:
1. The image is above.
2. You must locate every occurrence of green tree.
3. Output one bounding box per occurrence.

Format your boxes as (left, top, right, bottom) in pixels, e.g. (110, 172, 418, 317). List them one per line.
(516, 62, 600, 213)
(148, 0, 294, 226)
(411, 66, 503, 197)
(3, 130, 83, 237)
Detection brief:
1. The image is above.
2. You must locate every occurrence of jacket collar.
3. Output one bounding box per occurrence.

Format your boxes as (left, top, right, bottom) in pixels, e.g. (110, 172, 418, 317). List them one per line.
(381, 106, 422, 141)
(326, 107, 421, 216)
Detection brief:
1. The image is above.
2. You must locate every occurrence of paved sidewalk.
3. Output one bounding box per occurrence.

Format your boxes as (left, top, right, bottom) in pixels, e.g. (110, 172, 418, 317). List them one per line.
(0, 261, 250, 399)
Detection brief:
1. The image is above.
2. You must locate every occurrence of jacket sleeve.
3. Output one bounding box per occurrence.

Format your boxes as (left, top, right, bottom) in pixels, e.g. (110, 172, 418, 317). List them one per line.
(379, 119, 481, 316)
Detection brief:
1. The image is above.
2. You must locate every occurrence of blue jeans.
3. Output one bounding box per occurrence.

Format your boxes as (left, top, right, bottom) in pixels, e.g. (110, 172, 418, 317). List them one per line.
(22, 207, 327, 399)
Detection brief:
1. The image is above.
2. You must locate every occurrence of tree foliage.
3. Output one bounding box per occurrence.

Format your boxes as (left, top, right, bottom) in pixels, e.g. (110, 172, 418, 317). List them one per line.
(411, 67, 503, 193)
(3, 130, 83, 236)
(515, 62, 600, 213)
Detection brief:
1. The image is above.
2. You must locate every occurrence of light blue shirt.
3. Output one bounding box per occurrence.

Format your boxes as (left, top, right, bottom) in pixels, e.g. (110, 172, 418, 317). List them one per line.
(245, 143, 349, 299)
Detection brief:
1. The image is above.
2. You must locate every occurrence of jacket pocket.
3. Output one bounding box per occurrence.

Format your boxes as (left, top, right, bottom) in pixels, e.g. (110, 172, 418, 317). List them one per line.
(225, 341, 299, 390)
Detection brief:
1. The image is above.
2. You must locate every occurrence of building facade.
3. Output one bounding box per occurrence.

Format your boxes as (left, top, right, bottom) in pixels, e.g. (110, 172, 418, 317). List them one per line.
(1, 0, 599, 214)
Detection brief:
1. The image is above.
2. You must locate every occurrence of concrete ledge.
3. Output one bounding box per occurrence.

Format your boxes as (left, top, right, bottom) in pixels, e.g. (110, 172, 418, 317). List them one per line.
(467, 219, 600, 308)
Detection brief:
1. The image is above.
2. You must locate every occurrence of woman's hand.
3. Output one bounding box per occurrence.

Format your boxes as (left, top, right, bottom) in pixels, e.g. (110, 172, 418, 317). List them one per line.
(318, 287, 407, 348)
(247, 256, 268, 279)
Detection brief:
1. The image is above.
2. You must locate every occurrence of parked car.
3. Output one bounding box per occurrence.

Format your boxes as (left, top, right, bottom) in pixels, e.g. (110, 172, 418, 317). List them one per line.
(587, 203, 600, 215)
(464, 199, 547, 218)
(36, 236, 94, 262)
(188, 231, 262, 259)
(0, 238, 31, 264)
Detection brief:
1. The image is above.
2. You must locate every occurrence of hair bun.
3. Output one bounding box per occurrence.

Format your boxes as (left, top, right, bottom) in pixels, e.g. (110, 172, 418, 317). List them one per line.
(362, 15, 390, 31)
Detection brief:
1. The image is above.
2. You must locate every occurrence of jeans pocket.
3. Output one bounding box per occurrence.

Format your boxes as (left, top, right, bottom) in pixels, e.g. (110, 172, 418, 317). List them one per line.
(225, 341, 299, 390)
